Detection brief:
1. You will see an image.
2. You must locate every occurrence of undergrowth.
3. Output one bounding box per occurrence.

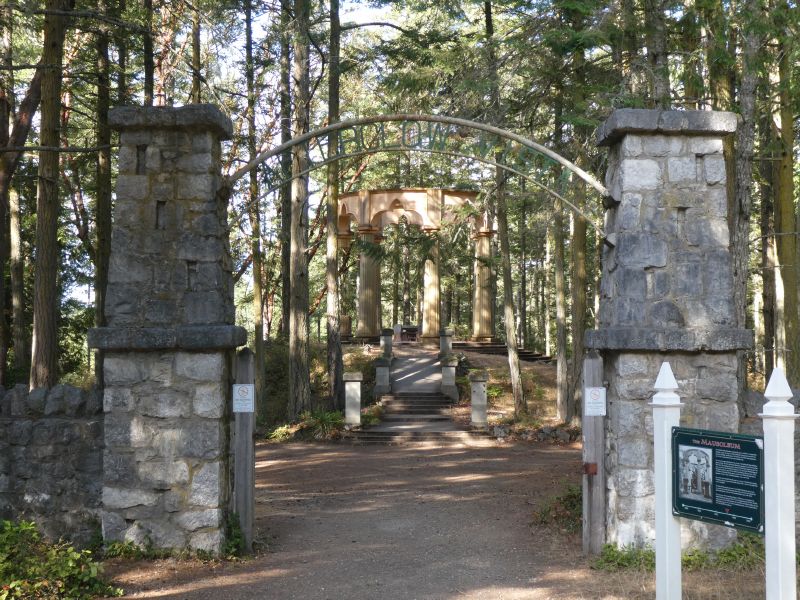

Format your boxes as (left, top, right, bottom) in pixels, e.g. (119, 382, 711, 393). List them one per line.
(532, 484, 582, 534)
(0, 520, 122, 599)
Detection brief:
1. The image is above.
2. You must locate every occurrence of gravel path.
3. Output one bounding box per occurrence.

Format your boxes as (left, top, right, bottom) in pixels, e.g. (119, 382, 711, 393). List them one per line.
(108, 440, 585, 599)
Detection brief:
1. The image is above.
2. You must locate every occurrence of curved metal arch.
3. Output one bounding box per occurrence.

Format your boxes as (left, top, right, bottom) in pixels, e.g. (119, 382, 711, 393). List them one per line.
(253, 145, 605, 237)
(224, 113, 609, 199)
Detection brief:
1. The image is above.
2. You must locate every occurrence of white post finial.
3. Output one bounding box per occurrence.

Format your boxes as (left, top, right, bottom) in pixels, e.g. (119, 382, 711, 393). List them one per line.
(761, 367, 797, 600)
(651, 361, 682, 600)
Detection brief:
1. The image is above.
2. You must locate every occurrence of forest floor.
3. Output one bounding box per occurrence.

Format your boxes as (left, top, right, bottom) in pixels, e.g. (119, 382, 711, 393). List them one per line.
(102, 349, 767, 599)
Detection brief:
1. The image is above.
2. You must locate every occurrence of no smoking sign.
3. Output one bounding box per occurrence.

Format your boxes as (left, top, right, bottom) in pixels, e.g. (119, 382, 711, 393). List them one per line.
(232, 384, 255, 413)
(584, 386, 606, 417)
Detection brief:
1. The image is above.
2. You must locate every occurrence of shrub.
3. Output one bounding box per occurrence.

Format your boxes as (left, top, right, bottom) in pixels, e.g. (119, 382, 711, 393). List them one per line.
(592, 544, 656, 572)
(299, 409, 345, 440)
(532, 484, 582, 534)
(0, 520, 122, 599)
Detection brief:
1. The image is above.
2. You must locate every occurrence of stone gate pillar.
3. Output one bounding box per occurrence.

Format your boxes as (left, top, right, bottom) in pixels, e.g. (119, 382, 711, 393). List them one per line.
(89, 105, 246, 554)
(355, 227, 380, 339)
(420, 238, 441, 345)
(587, 109, 752, 548)
(472, 230, 494, 342)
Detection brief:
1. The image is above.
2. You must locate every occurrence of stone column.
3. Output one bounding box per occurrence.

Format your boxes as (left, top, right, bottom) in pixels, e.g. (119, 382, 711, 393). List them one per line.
(472, 231, 494, 342)
(420, 238, 441, 345)
(355, 227, 380, 339)
(441, 355, 459, 401)
(344, 372, 363, 426)
(439, 327, 453, 358)
(470, 370, 489, 428)
(587, 109, 752, 549)
(380, 328, 393, 357)
(88, 105, 246, 554)
(374, 357, 391, 397)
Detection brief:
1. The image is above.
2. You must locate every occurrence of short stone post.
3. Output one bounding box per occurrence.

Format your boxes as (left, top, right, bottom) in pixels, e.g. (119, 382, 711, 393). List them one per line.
(761, 367, 797, 600)
(344, 372, 363, 426)
(393, 323, 402, 342)
(374, 357, 391, 397)
(380, 328, 393, 357)
(650, 362, 683, 600)
(441, 355, 459, 401)
(469, 370, 488, 428)
(439, 327, 453, 358)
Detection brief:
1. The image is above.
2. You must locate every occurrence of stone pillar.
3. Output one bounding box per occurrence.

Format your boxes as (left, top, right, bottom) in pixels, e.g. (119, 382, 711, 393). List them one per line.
(472, 231, 494, 342)
(344, 372, 363, 425)
(88, 105, 246, 554)
(469, 370, 489, 428)
(439, 327, 453, 358)
(380, 328, 393, 357)
(374, 357, 391, 397)
(441, 355, 459, 401)
(587, 109, 752, 549)
(420, 239, 440, 345)
(355, 227, 380, 339)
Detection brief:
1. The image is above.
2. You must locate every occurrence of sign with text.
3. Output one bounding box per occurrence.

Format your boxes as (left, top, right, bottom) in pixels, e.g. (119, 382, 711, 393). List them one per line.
(672, 427, 764, 533)
(232, 384, 255, 413)
(584, 387, 607, 417)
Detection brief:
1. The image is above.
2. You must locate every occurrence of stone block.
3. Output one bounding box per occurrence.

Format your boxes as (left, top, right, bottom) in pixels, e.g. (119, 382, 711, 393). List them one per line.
(616, 354, 649, 377)
(118, 145, 137, 174)
(64, 386, 86, 416)
(26, 388, 47, 416)
(176, 174, 215, 201)
(616, 468, 655, 498)
(177, 153, 214, 173)
(104, 451, 137, 484)
(193, 383, 225, 418)
(116, 175, 149, 201)
(104, 355, 145, 385)
(646, 270, 670, 298)
(176, 236, 225, 262)
(689, 137, 723, 155)
(101, 510, 127, 541)
(189, 462, 222, 508)
(667, 156, 697, 183)
(620, 135, 643, 157)
(175, 508, 222, 531)
(103, 387, 134, 412)
(183, 291, 226, 324)
(615, 233, 667, 268)
(141, 389, 190, 418)
(642, 135, 683, 156)
(616, 268, 646, 301)
(620, 159, 662, 190)
(174, 352, 224, 381)
(103, 486, 159, 509)
(138, 461, 190, 488)
(617, 438, 651, 468)
(9, 421, 32, 445)
(189, 529, 224, 554)
(178, 421, 223, 459)
(673, 262, 702, 297)
(617, 194, 641, 230)
(704, 156, 726, 184)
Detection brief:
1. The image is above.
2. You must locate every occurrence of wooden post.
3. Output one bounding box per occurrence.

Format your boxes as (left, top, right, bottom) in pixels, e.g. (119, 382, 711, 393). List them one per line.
(651, 362, 683, 600)
(581, 350, 605, 555)
(761, 367, 798, 600)
(234, 348, 255, 553)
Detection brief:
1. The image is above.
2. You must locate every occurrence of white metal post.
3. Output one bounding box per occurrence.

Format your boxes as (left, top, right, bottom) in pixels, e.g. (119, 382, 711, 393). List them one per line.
(650, 362, 683, 600)
(761, 367, 797, 600)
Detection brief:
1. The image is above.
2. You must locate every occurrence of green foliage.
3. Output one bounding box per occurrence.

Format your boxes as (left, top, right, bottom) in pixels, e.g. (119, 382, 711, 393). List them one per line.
(267, 424, 295, 442)
(102, 540, 172, 560)
(0, 520, 122, 599)
(713, 533, 765, 570)
(592, 544, 656, 572)
(223, 512, 245, 558)
(361, 403, 384, 425)
(532, 484, 582, 534)
(486, 384, 504, 400)
(298, 409, 345, 440)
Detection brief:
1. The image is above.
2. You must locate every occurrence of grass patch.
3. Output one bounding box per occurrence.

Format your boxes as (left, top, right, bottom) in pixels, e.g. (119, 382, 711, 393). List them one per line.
(299, 409, 345, 440)
(593, 544, 656, 572)
(0, 519, 122, 599)
(532, 484, 582, 534)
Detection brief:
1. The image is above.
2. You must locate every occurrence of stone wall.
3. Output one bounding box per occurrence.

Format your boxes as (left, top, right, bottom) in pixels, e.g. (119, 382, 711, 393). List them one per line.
(0, 385, 103, 547)
(89, 105, 245, 554)
(587, 109, 753, 549)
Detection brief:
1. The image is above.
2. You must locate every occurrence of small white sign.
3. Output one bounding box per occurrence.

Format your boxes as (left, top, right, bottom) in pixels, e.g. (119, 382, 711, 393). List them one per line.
(232, 384, 255, 413)
(584, 387, 607, 417)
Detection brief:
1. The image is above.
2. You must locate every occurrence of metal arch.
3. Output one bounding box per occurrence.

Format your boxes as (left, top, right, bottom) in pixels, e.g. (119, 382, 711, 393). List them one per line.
(223, 113, 610, 199)
(252, 146, 605, 237)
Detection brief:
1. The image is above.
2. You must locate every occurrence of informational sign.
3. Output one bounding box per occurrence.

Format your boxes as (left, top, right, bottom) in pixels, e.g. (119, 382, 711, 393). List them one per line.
(584, 387, 607, 417)
(232, 384, 255, 413)
(672, 427, 764, 533)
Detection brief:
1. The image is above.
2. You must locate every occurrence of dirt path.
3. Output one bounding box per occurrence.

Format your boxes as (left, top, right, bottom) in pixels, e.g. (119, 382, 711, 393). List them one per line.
(107, 440, 597, 599)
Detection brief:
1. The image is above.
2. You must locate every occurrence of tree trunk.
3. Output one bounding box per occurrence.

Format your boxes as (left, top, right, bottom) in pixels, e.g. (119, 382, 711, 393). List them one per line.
(245, 1, 267, 421)
(402, 243, 410, 323)
(279, 0, 292, 339)
(326, 0, 344, 410)
(0, 5, 11, 386)
(115, 0, 127, 103)
(643, 0, 670, 107)
(143, 0, 153, 106)
(95, 3, 112, 387)
(773, 29, 799, 383)
(544, 234, 551, 356)
(759, 87, 776, 377)
(10, 188, 26, 379)
(517, 187, 527, 349)
(702, 0, 732, 110)
(287, 0, 311, 419)
(31, 0, 71, 389)
(190, 7, 201, 103)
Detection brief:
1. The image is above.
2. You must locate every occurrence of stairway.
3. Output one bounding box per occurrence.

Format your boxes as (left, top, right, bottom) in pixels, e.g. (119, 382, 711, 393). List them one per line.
(348, 391, 490, 445)
(452, 341, 550, 362)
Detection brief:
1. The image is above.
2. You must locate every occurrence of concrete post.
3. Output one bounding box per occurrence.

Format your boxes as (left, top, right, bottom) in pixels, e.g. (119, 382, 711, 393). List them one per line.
(469, 370, 489, 428)
(393, 323, 402, 342)
(439, 327, 453, 358)
(355, 227, 380, 338)
(374, 357, 391, 398)
(88, 105, 246, 554)
(587, 109, 752, 548)
(441, 355, 459, 401)
(650, 362, 683, 600)
(760, 367, 797, 600)
(472, 231, 494, 341)
(344, 372, 363, 426)
(380, 328, 393, 357)
(421, 240, 441, 345)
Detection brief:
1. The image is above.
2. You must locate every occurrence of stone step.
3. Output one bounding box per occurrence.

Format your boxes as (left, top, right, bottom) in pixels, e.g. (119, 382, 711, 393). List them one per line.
(382, 413, 452, 421)
(346, 430, 492, 445)
(383, 407, 451, 415)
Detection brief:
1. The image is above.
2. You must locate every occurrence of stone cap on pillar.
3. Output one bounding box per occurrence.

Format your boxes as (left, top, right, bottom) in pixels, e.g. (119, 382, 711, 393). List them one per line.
(596, 108, 738, 147)
(109, 104, 233, 140)
(469, 370, 489, 382)
(441, 355, 459, 367)
(440, 328, 454, 337)
(88, 325, 247, 351)
(584, 326, 753, 352)
(381, 328, 394, 337)
(374, 357, 391, 367)
(343, 371, 363, 382)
